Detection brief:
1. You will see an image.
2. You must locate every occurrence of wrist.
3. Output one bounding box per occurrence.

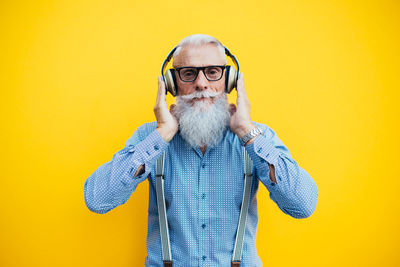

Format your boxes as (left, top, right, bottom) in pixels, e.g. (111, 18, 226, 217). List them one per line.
(156, 126, 176, 142)
(236, 123, 256, 139)
(240, 125, 262, 146)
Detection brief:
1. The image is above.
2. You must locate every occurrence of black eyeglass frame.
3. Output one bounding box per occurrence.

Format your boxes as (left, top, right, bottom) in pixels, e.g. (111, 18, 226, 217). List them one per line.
(173, 65, 227, 82)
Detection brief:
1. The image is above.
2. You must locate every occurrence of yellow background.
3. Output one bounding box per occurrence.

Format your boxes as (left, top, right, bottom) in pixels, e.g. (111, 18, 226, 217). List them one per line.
(1, 0, 399, 266)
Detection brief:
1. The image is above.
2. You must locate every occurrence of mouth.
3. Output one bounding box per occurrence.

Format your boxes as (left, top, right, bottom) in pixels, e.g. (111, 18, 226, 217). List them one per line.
(190, 96, 214, 103)
(193, 97, 210, 101)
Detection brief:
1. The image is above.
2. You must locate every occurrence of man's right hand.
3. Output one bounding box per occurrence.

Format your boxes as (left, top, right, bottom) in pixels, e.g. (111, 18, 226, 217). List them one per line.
(154, 76, 178, 142)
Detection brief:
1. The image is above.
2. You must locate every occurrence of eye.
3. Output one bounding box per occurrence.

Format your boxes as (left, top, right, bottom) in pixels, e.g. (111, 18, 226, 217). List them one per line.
(205, 67, 222, 78)
(181, 68, 196, 79)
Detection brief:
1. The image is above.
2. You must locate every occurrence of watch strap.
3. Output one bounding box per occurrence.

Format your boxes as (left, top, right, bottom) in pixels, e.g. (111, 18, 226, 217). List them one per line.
(240, 127, 262, 145)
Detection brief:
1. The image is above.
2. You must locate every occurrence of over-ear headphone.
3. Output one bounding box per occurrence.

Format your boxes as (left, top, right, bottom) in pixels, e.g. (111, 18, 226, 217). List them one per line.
(161, 46, 240, 96)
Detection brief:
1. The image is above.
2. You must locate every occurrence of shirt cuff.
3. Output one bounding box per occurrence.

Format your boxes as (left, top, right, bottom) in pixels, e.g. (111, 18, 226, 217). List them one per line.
(244, 133, 280, 169)
(126, 129, 169, 179)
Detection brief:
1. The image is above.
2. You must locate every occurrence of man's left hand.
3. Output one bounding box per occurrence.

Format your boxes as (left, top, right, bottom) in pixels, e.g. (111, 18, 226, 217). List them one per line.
(229, 72, 256, 140)
(229, 73, 276, 182)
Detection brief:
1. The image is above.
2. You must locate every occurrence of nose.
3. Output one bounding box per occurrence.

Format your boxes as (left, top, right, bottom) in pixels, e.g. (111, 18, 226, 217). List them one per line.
(194, 69, 209, 91)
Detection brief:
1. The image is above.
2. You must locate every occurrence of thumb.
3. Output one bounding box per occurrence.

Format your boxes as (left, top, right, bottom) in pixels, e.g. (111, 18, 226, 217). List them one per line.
(229, 103, 236, 115)
(170, 104, 176, 115)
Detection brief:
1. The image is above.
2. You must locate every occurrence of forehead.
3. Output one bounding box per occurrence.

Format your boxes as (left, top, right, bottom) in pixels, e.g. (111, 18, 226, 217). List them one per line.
(172, 44, 227, 67)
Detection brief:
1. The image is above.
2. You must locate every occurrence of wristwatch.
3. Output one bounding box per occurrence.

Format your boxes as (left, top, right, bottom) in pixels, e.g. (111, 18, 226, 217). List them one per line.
(240, 127, 262, 145)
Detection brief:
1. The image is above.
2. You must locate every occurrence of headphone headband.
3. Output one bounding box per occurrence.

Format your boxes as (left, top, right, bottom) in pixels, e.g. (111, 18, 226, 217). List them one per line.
(223, 47, 240, 74)
(161, 46, 177, 77)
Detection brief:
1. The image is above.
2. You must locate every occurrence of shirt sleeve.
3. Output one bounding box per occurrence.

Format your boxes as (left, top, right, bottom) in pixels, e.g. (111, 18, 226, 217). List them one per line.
(244, 125, 318, 219)
(83, 127, 168, 214)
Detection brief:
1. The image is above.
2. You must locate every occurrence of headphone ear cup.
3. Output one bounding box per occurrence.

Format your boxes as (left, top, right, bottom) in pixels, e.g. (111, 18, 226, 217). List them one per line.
(225, 65, 238, 94)
(164, 69, 177, 96)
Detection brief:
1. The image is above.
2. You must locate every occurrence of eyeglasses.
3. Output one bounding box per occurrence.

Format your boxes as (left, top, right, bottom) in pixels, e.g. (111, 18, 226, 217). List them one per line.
(174, 65, 226, 82)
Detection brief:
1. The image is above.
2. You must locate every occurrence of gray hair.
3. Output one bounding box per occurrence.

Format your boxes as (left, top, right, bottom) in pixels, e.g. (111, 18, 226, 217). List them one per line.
(172, 34, 226, 59)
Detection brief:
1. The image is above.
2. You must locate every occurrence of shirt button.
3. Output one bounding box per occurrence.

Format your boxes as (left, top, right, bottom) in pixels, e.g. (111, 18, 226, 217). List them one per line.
(201, 224, 206, 229)
(201, 193, 206, 199)
(128, 147, 135, 153)
(201, 163, 206, 168)
(257, 147, 263, 153)
(270, 183, 275, 186)
(154, 145, 159, 151)
(202, 255, 207, 261)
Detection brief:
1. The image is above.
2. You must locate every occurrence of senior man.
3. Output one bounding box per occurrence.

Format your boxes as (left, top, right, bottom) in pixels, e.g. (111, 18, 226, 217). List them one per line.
(84, 34, 318, 267)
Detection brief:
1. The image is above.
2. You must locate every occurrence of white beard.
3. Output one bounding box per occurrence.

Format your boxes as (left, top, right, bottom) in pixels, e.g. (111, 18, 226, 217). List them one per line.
(174, 91, 230, 148)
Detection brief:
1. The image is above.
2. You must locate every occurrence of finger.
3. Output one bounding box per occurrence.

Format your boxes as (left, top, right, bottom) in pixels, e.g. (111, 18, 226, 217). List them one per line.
(236, 72, 247, 97)
(156, 76, 166, 104)
(236, 72, 250, 105)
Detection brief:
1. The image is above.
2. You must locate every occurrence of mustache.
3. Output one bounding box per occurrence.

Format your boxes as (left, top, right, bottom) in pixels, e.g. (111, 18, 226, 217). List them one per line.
(180, 90, 222, 100)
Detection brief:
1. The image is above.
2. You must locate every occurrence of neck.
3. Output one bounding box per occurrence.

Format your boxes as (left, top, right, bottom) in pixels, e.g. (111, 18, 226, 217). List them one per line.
(200, 146, 207, 154)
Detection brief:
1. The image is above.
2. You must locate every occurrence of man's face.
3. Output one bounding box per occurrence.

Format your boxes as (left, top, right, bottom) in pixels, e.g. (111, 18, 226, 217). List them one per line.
(172, 44, 227, 105)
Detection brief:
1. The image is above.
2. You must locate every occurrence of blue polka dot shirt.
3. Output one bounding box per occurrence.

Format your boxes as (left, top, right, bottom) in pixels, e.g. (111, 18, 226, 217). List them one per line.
(84, 121, 318, 266)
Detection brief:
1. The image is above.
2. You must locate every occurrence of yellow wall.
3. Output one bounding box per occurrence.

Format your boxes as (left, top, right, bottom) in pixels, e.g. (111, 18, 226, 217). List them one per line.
(1, 1, 399, 266)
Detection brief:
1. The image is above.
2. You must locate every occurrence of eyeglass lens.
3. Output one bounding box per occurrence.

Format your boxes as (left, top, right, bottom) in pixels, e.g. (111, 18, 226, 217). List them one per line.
(179, 66, 224, 82)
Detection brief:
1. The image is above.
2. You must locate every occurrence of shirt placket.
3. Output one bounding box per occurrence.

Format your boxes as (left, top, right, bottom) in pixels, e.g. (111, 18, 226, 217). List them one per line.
(198, 154, 210, 266)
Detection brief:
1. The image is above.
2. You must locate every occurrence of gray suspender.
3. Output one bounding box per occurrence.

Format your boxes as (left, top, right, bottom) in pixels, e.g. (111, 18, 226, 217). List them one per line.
(155, 152, 172, 266)
(232, 147, 253, 266)
(155, 147, 253, 267)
